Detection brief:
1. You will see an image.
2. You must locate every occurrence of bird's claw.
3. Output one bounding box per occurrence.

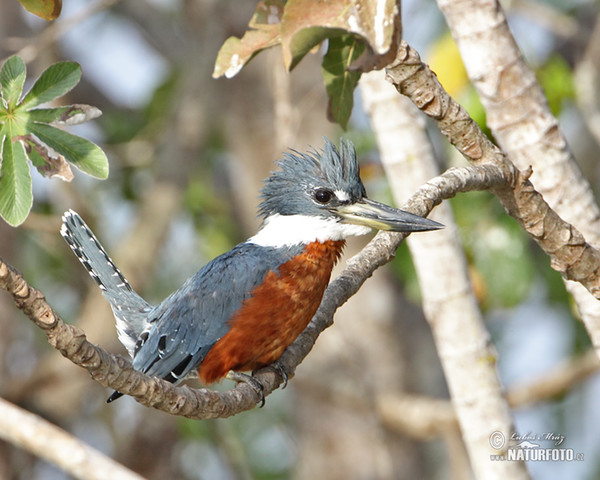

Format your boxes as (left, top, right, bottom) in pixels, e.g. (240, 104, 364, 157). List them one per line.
(270, 362, 288, 389)
(226, 371, 265, 407)
(106, 390, 124, 403)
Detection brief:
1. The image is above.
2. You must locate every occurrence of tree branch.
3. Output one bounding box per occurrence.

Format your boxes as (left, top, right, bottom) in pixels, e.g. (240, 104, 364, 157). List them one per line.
(8, 0, 121, 63)
(384, 41, 600, 300)
(1, 163, 511, 419)
(462, 0, 600, 356)
(377, 349, 600, 439)
(0, 396, 145, 480)
(7, 183, 181, 415)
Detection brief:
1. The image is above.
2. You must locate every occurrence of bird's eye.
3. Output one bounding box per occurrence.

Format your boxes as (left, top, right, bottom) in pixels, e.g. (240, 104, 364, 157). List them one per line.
(314, 188, 333, 204)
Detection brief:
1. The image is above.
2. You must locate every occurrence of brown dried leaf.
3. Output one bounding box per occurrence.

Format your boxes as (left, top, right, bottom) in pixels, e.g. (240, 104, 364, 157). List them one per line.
(18, 0, 62, 21)
(19, 135, 74, 182)
(57, 104, 102, 125)
(281, 0, 400, 70)
(212, 0, 284, 79)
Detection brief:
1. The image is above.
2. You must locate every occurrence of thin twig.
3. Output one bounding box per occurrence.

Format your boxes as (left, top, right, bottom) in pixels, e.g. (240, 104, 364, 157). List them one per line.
(377, 350, 600, 439)
(7, 0, 121, 63)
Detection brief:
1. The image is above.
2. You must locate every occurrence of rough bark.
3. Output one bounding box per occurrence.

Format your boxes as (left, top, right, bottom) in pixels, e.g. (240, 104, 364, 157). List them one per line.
(436, 0, 600, 353)
(384, 41, 600, 300)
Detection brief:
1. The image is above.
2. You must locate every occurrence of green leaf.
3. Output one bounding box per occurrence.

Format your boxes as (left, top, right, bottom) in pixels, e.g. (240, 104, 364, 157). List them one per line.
(28, 123, 108, 179)
(24, 137, 46, 167)
(25, 106, 72, 124)
(0, 109, 29, 138)
(0, 56, 26, 110)
(18, 0, 62, 20)
(537, 54, 575, 117)
(0, 56, 107, 225)
(322, 34, 364, 129)
(0, 137, 33, 226)
(22, 62, 81, 109)
(285, 26, 331, 71)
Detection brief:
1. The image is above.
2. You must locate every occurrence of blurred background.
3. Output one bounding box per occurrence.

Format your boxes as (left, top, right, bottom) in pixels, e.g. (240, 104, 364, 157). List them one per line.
(1, 0, 600, 478)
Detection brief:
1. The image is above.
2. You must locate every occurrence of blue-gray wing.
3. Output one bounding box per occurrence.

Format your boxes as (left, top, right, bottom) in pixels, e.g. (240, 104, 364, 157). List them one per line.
(132, 242, 303, 383)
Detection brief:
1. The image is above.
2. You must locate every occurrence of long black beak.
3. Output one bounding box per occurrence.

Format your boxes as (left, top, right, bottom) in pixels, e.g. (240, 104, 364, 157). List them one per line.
(335, 198, 443, 233)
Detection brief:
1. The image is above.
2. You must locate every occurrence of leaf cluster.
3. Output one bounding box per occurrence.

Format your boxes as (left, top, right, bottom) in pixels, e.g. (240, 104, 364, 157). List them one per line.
(213, 0, 400, 129)
(0, 56, 108, 226)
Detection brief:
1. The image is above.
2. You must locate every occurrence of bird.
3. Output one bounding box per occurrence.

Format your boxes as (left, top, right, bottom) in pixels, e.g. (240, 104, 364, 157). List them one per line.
(61, 138, 442, 404)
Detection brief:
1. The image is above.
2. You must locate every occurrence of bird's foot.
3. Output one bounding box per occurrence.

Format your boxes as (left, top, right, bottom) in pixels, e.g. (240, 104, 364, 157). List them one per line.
(226, 371, 265, 407)
(269, 361, 288, 389)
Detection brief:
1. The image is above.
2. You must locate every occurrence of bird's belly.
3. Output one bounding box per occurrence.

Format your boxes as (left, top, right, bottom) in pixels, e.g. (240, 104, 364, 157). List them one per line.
(197, 240, 345, 384)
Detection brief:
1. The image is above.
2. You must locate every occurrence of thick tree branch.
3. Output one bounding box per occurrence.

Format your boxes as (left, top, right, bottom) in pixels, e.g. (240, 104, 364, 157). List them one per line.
(436, 0, 600, 360)
(1, 164, 511, 419)
(385, 41, 600, 300)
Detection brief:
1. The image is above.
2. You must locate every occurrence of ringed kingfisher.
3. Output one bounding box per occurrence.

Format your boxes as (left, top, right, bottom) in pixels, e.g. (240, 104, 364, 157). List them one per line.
(61, 138, 442, 404)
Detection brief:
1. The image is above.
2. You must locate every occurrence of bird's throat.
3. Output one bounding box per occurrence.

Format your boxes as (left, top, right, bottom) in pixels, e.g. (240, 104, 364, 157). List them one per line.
(247, 213, 371, 248)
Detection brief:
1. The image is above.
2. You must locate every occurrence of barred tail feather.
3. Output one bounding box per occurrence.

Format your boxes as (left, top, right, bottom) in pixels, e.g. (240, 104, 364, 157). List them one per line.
(61, 209, 152, 356)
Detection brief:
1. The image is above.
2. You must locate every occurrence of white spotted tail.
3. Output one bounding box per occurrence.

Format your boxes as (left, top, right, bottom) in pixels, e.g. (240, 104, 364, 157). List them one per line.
(61, 210, 152, 356)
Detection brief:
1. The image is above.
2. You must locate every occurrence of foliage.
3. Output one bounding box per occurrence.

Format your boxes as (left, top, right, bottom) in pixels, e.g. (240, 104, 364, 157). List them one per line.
(0, 56, 107, 226)
(213, 0, 400, 129)
(392, 191, 537, 310)
(322, 35, 365, 129)
(453, 192, 535, 309)
(537, 54, 575, 116)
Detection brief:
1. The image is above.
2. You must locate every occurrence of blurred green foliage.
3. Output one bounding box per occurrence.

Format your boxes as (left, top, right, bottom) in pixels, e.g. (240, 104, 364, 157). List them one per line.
(451, 191, 535, 309)
(101, 72, 180, 145)
(183, 171, 238, 260)
(536, 54, 575, 116)
(390, 190, 577, 312)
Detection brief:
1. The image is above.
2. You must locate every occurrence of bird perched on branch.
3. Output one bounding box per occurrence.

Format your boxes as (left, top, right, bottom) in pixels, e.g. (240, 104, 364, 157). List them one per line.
(61, 138, 442, 404)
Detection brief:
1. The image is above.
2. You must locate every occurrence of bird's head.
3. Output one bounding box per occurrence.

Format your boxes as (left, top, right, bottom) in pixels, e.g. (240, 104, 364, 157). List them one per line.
(250, 138, 442, 247)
